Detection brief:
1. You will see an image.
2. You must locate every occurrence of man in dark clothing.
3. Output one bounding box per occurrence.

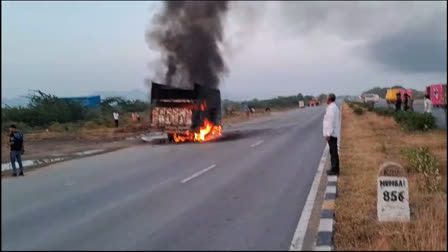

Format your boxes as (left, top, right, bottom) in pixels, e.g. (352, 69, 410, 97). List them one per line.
(8, 124, 25, 176)
(395, 93, 402, 112)
(403, 93, 410, 111)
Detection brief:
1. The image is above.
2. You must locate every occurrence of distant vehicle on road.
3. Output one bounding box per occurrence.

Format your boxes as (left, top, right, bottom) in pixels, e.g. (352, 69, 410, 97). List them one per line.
(386, 88, 413, 104)
(425, 84, 447, 109)
(386, 88, 401, 104)
(400, 89, 413, 101)
(361, 93, 380, 103)
(309, 99, 320, 107)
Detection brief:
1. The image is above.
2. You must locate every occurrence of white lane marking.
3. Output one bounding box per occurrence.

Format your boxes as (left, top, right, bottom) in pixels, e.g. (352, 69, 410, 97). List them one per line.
(181, 164, 217, 184)
(318, 218, 334, 232)
(250, 140, 264, 147)
(289, 145, 329, 251)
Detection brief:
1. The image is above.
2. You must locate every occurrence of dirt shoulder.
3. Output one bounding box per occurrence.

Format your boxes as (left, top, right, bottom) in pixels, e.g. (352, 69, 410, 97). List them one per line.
(1, 123, 151, 166)
(334, 102, 447, 250)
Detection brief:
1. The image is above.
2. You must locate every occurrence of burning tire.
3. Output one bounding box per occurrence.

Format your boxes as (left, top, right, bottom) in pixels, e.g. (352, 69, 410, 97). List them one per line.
(167, 134, 175, 143)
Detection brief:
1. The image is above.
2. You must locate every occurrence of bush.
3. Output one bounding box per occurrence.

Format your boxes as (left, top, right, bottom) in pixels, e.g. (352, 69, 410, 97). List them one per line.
(354, 107, 364, 115)
(62, 122, 82, 132)
(373, 108, 395, 117)
(350, 101, 370, 109)
(2, 91, 150, 130)
(1, 121, 32, 133)
(401, 147, 440, 191)
(83, 121, 100, 129)
(48, 122, 64, 132)
(2, 91, 88, 127)
(393, 111, 436, 132)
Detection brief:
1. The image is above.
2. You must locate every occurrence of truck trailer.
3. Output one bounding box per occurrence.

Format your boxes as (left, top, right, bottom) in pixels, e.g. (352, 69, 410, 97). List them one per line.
(386, 88, 413, 104)
(150, 82, 222, 142)
(425, 84, 447, 109)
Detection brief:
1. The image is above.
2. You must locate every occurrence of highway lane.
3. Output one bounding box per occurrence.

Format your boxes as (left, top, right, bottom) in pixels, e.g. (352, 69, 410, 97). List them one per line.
(2, 105, 329, 250)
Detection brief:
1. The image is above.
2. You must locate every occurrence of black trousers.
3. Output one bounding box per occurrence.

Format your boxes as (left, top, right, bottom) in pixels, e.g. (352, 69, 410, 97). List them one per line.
(115, 119, 119, 127)
(328, 136, 340, 172)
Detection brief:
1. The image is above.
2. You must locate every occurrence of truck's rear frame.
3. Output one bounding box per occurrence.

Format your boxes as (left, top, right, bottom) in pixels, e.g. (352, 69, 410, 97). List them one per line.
(150, 82, 222, 141)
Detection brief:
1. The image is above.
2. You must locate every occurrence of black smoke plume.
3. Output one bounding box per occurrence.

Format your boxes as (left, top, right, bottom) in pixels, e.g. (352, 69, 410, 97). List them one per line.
(147, 1, 229, 88)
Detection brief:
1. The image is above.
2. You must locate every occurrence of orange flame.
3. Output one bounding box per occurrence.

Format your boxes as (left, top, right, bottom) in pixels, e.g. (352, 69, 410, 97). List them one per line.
(173, 130, 190, 143)
(173, 118, 222, 143)
(200, 101, 207, 111)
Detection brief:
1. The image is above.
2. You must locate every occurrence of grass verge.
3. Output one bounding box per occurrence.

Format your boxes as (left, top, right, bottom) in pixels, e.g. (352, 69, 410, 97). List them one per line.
(334, 102, 447, 251)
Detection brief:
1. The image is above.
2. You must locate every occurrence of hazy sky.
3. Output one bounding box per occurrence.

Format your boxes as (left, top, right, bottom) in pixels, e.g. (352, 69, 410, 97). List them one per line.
(2, 1, 447, 100)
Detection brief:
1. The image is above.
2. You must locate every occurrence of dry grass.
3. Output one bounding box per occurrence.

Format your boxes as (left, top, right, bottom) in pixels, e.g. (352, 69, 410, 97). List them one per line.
(334, 102, 447, 251)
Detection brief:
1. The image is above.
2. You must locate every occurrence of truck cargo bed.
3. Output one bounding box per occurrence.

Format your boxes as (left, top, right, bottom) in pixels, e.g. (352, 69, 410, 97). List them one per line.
(150, 82, 222, 133)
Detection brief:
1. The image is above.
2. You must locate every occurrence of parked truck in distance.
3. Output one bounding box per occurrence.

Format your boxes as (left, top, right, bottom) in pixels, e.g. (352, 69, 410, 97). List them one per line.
(150, 82, 222, 143)
(308, 99, 320, 107)
(361, 93, 380, 103)
(386, 88, 413, 104)
(425, 84, 447, 109)
(386, 88, 400, 104)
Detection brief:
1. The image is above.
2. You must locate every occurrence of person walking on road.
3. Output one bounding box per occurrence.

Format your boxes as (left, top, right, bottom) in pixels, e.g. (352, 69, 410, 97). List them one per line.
(395, 93, 402, 112)
(323, 93, 340, 176)
(113, 112, 119, 128)
(8, 124, 25, 176)
(424, 94, 433, 114)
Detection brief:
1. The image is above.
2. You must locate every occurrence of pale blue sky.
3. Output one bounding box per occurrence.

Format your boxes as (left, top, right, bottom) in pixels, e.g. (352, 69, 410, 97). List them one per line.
(2, 1, 158, 98)
(2, 1, 446, 101)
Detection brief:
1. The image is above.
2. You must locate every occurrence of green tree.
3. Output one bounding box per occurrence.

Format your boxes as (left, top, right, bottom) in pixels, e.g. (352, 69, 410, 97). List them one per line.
(318, 94, 327, 102)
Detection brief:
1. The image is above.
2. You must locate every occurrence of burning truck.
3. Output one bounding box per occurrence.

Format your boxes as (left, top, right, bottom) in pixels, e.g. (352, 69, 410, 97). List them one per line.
(150, 82, 222, 143)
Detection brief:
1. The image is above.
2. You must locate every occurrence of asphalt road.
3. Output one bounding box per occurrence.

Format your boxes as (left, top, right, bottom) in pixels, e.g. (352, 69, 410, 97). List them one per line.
(375, 99, 447, 128)
(2, 105, 329, 250)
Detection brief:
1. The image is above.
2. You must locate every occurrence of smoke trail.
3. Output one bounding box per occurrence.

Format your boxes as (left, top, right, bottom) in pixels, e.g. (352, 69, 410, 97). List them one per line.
(147, 1, 229, 88)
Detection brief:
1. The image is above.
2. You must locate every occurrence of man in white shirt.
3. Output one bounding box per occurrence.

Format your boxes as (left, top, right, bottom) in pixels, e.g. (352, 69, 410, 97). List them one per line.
(424, 95, 433, 114)
(113, 112, 119, 128)
(323, 93, 341, 176)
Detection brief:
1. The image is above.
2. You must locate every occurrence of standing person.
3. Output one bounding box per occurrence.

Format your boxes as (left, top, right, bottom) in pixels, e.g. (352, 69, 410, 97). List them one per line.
(113, 112, 119, 128)
(409, 94, 414, 112)
(323, 93, 341, 176)
(8, 125, 25, 176)
(424, 94, 433, 114)
(244, 104, 250, 117)
(403, 93, 409, 111)
(395, 93, 402, 112)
